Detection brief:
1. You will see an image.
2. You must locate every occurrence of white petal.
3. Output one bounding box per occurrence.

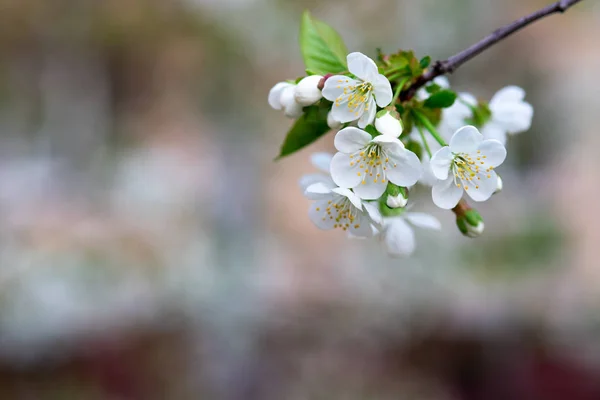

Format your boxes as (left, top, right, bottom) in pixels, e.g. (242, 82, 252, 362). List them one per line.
(477, 140, 506, 167)
(309, 200, 337, 229)
(332, 187, 362, 209)
(465, 170, 497, 202)
(347, 225, 377, 240)
(304, 182, 334, 200)
(372, 134, 404, 147)
(295, 75, 323, 106)
(284, 102, 304, 118)
(386, 148, 422, 187)
(429, 146, 453, 180)
(268, 82, 292, 110)
(352, 174, 388, 200)
(322, 76, 357, 102)
(349, 214, 376, 238)
(372, 74, 393, 107)
(310, 152, 333, 172)
(383, 218, 415, 256)
(432, 176, 463, 209)
(490, 86, 525, 106)
(280, 86, 303, 118)
(357, 97, 377, 128)
(405, 212, 441, 230)
(334, 127, 371, 153)
(330, 152, 362, 189)
(299, 173, 335, 192)
(327, 111, 343, 129)
(330, 93, 365, 123)
(347, 52, 379, 82)
(480, 123, 507, 146)
(449, 125, 483, 154)
(362, 201, 382, 226)
(491, 101, 534, 134)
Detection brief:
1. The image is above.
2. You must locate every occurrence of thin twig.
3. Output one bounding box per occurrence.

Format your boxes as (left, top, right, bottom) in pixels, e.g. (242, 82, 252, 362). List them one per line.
(400, 0, 583, 101)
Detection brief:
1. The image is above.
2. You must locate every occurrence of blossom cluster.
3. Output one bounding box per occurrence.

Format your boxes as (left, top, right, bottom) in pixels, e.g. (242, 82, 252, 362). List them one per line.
(270, 42, 533, 256)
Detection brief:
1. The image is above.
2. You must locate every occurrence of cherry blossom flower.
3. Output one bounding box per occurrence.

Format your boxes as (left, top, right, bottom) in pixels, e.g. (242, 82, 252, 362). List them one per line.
(430, 126, 506, 209)
(322, 52, 392, 128)
(330, 127, 422, 200)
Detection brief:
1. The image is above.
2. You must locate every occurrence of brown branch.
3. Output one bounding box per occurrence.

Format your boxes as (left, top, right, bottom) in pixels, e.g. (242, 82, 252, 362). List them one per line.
(400, 0, 583, 101)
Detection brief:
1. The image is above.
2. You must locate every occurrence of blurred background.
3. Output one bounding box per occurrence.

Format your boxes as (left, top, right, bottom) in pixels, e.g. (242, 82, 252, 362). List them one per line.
(0, 0, 598, 398)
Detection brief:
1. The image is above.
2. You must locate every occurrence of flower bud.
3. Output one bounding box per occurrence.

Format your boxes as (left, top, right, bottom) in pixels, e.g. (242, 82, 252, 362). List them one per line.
(456, 209, 484, 238)
(327, 111, 342, 129)
(494, 175, 503, 194)
(295, 75, 323, 106)
(375, 110, 403, 138)
(386, 193, 408, 209)
(280, 85, 303, 118)
(268, 81, 293, 110)
(385, 184, 408, 209)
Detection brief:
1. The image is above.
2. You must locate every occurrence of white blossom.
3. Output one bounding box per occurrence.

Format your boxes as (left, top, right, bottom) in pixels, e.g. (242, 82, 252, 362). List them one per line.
(322, 52, 392, 128)
(381, 212, 441, 256)
(481, 86, 533, 145)
(268, 81, 303, 118)
(430, 126, 506, 209)
(375, 110, 403, 138)
(295, 75, 324, 106)
(304, 182, 381, 237)
(330, 127, 422, 200)
(437, 86, 533, 145)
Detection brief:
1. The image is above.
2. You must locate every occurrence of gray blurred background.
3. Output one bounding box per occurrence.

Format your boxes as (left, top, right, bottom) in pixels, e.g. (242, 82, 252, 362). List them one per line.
(0, 0, 599, 399)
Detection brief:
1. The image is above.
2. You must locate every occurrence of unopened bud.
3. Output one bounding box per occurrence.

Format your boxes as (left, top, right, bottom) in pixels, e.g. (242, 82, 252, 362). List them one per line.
(385, 184, 408, 208)
(295, 75, 323, 106)
(327, 111, 342, 129)
(456, 209, 485, 238)
(494, 175, 503, 194)
(386, 193, 407, 208)
(280, 85, 303, 118)
(375, 110, 403, 138)
(268, 81, 294, 110)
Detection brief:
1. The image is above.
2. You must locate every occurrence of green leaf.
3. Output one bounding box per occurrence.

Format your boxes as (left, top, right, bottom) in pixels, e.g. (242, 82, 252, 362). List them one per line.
(276, 103, 330, 159)
(425, 83, 442, 94)
(419, 56, 431, 69)
(364, 124, 379, 138)
(300, 11, 348, 75)
(423, 89, 457, 109)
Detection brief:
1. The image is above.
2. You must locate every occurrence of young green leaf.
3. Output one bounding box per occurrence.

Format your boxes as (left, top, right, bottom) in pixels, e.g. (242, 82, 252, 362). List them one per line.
(300, 11, 348, 75)
(425, 83, 442, 94)
(419, 56, 431, 69)
(423, 90, 457, 109)
(276, 103, 330, 159)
